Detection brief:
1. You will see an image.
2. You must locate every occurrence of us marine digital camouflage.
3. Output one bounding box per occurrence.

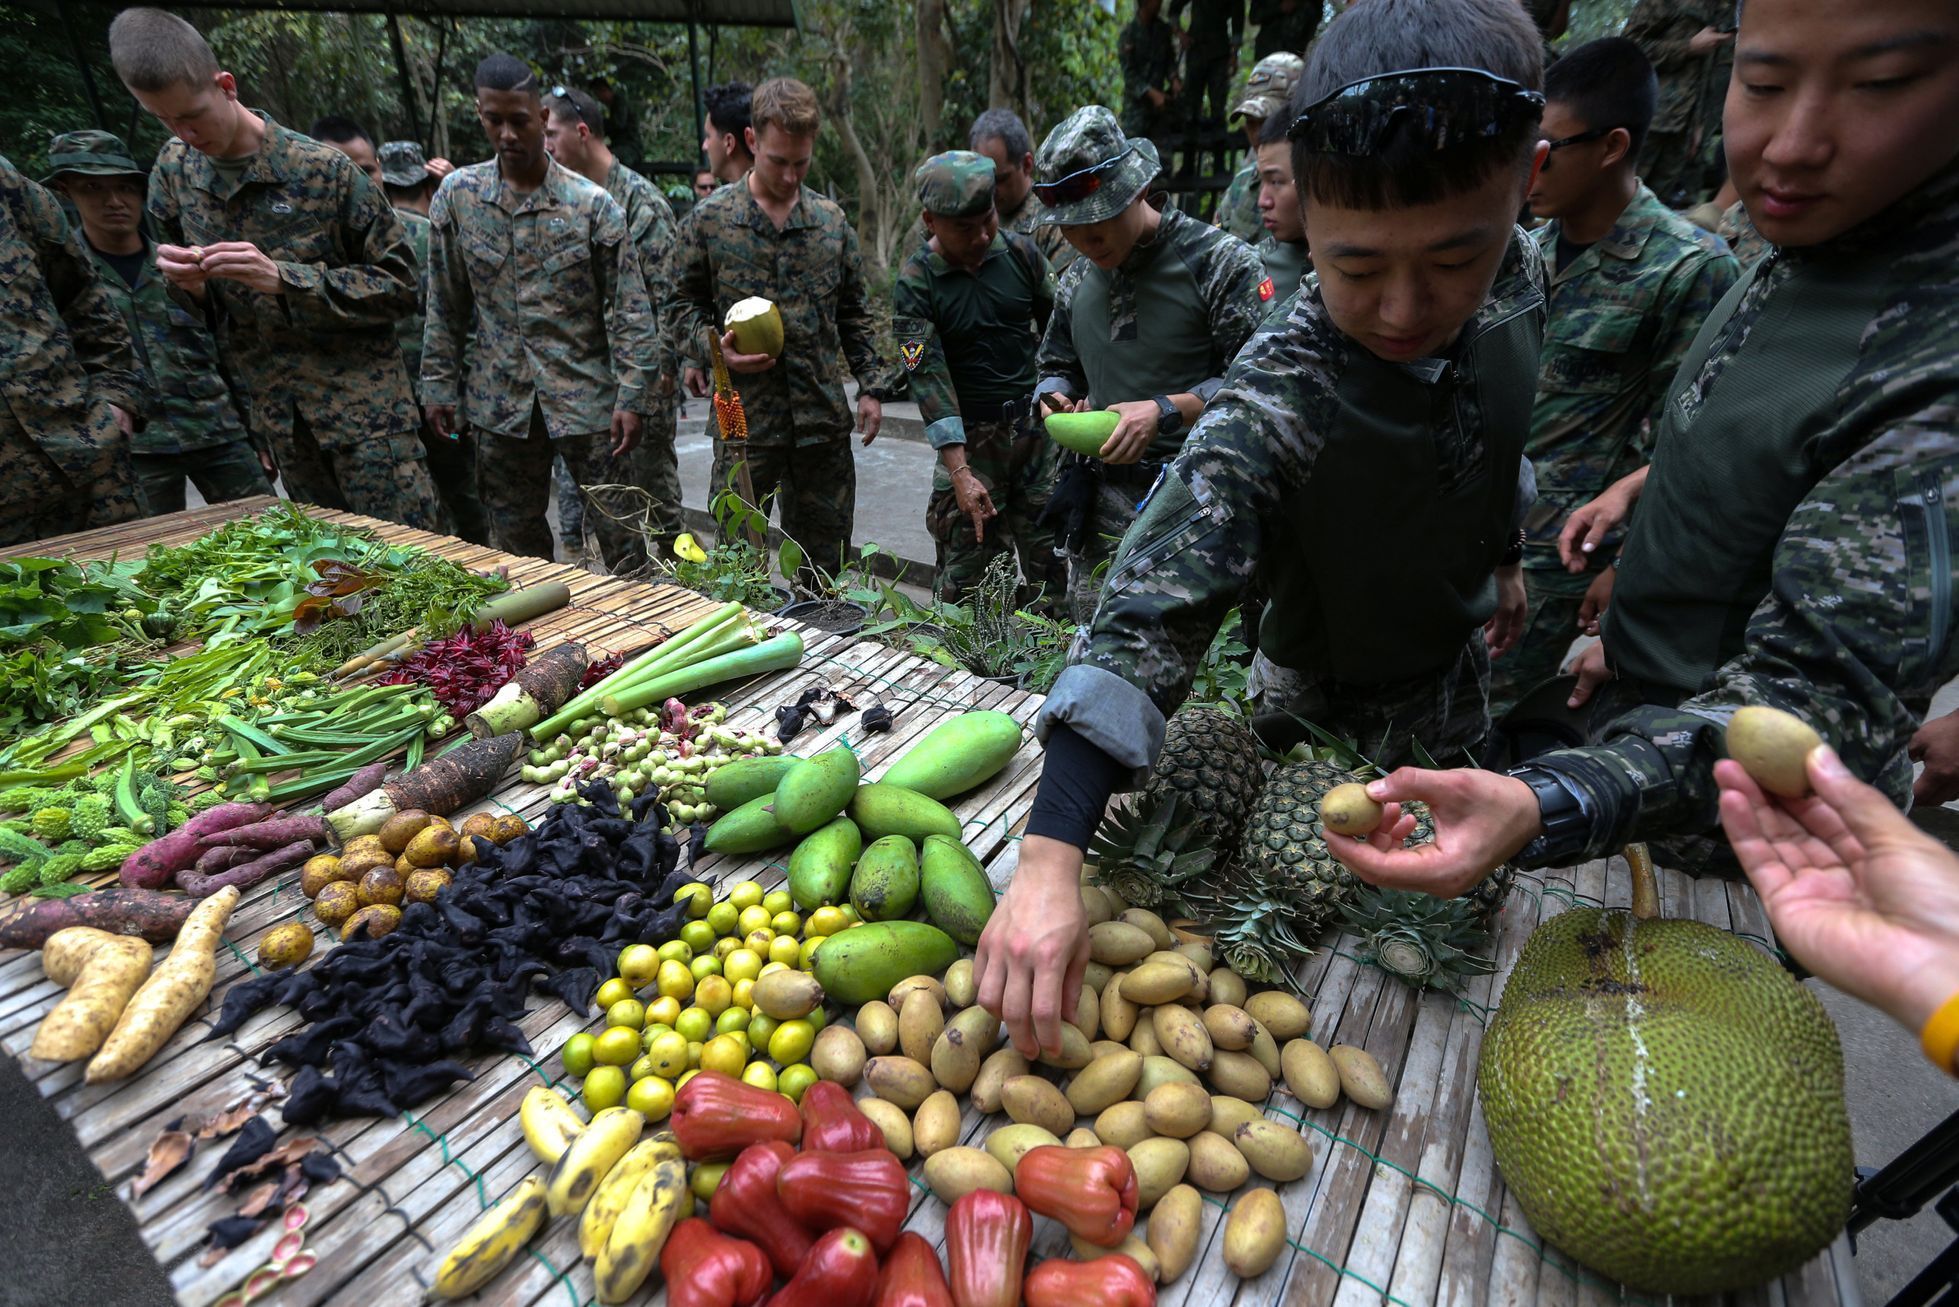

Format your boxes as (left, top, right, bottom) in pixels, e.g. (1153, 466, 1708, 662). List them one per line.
(1717, 199, 1770, 270)
(392, 203, 484, 545)
(1623, 0, 1730, 205)
(669, 178, 887, 575)
(1521, 162, 1959, 867)
(1488, 183, 1738, 715)
(603, 159, 684, 551)
(0, 156, 146, 545)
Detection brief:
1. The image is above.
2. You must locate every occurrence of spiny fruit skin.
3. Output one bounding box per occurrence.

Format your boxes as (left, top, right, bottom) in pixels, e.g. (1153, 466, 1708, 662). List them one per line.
(1480, 909, 1851, 1295)
(1093, 706, 1262, 910)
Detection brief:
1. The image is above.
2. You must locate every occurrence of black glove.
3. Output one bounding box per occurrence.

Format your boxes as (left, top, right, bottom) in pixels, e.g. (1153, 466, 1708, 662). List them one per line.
(1037, 458, 1100, 555)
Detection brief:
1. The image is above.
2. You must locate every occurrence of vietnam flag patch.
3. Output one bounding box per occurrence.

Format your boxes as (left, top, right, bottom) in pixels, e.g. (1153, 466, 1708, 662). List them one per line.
(1257, 277, 1275, 301)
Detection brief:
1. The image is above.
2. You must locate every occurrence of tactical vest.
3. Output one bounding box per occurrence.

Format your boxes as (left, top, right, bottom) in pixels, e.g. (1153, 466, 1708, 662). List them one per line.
(1604, 246, 1888, 697)
(1256, 300, 1540, 684)
(1073, 220, 1225, 462)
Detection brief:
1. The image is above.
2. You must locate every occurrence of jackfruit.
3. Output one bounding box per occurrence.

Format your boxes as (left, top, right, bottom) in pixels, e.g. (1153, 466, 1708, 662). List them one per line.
(1479, 908, 1851, 1294)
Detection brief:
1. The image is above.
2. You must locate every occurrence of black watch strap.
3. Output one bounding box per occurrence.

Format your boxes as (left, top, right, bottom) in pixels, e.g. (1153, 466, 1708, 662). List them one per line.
(1507, 764, 1592, 866)
(1498, 526, 1528, 567)
(1152, 394, 1182, 436)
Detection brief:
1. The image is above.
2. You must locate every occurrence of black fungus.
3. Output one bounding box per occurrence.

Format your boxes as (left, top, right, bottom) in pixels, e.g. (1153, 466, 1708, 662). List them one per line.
(205, 1116, 276, 1190)
(207, 1215, 267, 1250)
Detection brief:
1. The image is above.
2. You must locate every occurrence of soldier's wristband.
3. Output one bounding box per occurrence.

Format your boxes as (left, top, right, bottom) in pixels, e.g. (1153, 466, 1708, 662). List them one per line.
(1921, 989, 1959, 1076)
(1507, 764, 1593, 866)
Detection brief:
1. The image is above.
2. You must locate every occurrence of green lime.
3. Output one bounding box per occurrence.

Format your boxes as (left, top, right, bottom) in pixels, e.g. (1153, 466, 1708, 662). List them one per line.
(582, 1064, 627, 1111)
(706, 901, 740, 937)
(767, 1018, 815, 1065)
(715, 1006, 751, 1036)
(680, 920, 717, 954)
(778, 1062, 817, 1103)
(690, 1161, 730, 1202)
(657, 939, 694, 965)
(674, 1005, 714, 1044)
(728, 880, 765, 912)
(741, 1062, 778, 1093)
(595, 977, 636, 1010)
(690, 954, 723, 981)
(561, 1032, 596, 1078)
(747, 1012, 781, 1050)
(762, 888, 793, 915)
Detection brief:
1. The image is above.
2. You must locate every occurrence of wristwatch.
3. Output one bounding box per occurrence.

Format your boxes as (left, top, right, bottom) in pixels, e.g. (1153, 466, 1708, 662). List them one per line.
(1151, 394, 1183, 438)
(1498, 526, 1528, 568)
(1507, 765, 1592, 865)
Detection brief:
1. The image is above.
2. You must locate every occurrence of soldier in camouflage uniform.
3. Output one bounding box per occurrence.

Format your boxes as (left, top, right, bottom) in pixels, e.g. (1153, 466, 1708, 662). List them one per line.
(893, 152, 1066, 605)
(1488, 40, 1738, 720)
(1212, 52, 1304, 245)
(110, 9, 441, 530)
(374, 140, 484, 544)
(1120, 0, 1182, 156)
(1249, 0, 1319, 59)
(1623, 0, 1734, 207)
(669, 78, 890, 584)
(1328, 0, 1959, 892)
(545, 87, 684, 557)
(1031, 106, 1267, 623)
(1171, 0, 1246, 131)
(970, 108, 1075, 274)
(0, 155, 147, 547)
(44, 130, 268, 517)
(1249, 113, 1308, 319)
(421, 54, 660, 572)
(1716, 198, 1769, 269)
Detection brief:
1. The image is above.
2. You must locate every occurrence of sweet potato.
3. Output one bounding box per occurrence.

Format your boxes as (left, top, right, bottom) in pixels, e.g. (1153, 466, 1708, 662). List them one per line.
(319, 761, 390, 815)
(177, 840, 315, 898)
(193, 846, 257, 877)
(120, 803, 277, 889)
(30, 927, 153, 1061)
(0, 889, 197, 949)
(86, 886, 240, 1082)
(195, 815, 327, 851)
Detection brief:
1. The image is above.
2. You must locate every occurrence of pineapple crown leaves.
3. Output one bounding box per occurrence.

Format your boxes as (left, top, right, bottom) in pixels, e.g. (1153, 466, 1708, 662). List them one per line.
(1338, 885, 1498, 993)
(1089, 792, 1219, 912)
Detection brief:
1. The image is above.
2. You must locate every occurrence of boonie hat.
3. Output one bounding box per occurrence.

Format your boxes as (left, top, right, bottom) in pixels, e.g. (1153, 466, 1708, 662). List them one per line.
(43, 130, 144, 184)
(914, 150, 997, 218)
(1032, 106, 1160, 227)
(378, 140, 431, 188)
(1231, 52, 1305, 124)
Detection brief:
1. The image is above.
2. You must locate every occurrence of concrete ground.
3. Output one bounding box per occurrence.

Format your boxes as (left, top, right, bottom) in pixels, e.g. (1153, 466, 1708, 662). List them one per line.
(9, 410, 1952, 1305)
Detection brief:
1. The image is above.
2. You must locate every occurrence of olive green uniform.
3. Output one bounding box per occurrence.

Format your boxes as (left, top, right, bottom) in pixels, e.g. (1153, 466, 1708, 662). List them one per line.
(395, 205, 483, 543)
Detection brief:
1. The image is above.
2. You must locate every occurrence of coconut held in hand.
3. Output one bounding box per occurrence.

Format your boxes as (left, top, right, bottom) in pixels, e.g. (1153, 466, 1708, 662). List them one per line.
(725, 297, 784, 357)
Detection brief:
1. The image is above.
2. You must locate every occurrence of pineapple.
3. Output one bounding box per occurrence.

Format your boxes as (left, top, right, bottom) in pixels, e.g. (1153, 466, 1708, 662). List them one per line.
(1089, 705, 1262, 911)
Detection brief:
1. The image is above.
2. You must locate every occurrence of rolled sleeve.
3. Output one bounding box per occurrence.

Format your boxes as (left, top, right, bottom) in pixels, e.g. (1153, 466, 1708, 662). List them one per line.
(1035, 663, 1168, 790)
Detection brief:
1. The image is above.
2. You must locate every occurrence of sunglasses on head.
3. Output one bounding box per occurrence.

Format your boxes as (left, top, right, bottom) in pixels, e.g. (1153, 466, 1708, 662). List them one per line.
(549, 86, 597, 131)
(1288, 66, 1544, 157)
(1033, 143, 1137, 208)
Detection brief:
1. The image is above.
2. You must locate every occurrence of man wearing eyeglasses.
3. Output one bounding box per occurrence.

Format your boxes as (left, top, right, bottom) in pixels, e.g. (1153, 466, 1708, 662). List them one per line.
(978, 0, 1551, 1059)
(1486, 38, 1737, 723)
(1029, 104, 1267, 624)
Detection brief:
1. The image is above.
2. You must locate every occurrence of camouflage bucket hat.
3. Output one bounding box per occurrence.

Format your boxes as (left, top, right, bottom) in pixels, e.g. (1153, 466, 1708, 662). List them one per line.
(42, 130, 143, 183)
(1033, 105, 1160, 227)
(914, 150, 996, 218)
(378, 140, 430, 188)
(1231, 51, 1306, 124)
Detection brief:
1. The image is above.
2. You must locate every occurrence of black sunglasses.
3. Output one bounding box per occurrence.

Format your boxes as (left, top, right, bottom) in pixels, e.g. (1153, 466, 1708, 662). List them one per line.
(1033, 143, 1137, 208)
(549, 86, 598, 132)
(1545, 124, 1627, 152)
(1288, 66, 1544, 157)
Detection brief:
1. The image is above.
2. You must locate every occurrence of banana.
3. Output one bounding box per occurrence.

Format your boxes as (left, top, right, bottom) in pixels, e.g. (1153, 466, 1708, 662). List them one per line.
(595, 1157, 687, 1304)
(578, 1139, 668, 1260)
(428, 1175, 548, 1300)
(545, 1105, 645, 1217)
(520, 1085, 587, 1164)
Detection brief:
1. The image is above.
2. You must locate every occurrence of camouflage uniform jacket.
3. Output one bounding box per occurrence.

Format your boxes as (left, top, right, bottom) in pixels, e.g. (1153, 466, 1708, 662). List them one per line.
(1118, 16, 1179, 136)
(670, 180, 887, 449)
(0, 157, 147, 503)
(1622, 0, 1728, 136)
(146, 112, 419, 449)
(83, 234, 251, 456)
(1256, 235, 1307, 321)
(422, 158, 655, 439)
(1036, 231, 1546, 779)
(1213, 153, 1265, 246)
(394, 207, 430, 404)
(891, 231, 1055, 450)
(1717, 199, 1770, 270)
(1522, 162, 1959, 864)
(604, 160, 679, 392)
(1525, 184, 1738, 556)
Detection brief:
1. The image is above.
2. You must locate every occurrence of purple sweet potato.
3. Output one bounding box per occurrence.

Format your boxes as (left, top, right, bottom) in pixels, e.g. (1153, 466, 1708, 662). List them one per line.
(195, 815, 327, 851)
(192, 846, 258, 878)
(176, 840, 316, 898)
(319, 762, 389, 815)
(120, 803, 277, 890)
(0, 889, 197, 950)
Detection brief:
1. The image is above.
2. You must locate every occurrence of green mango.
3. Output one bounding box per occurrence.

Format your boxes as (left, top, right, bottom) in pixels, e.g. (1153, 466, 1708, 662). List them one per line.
(848, 781, 963, 842)
(878, 711, 1023, 800)
(704, 756, 799, 810)
(920, 834, 996, 946)
(849, 834, 920, 922)
(703, 793, 790, 854)
(1045, 410, 1119, 457)
(812, 920, 960, 1005)
(787, 816, 863, 910)
(772, 747, 861, 835)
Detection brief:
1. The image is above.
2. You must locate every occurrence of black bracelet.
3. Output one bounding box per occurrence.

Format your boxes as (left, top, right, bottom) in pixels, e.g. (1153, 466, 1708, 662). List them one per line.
(1498, 527, 1527, 567)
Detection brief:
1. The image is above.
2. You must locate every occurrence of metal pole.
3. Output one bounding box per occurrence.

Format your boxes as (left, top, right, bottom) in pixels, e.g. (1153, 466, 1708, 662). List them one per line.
(425, 17, 451, 150)
(60, 3, 111, 132)
(687, 9, 705, 166)
(385, 9, 420, 142)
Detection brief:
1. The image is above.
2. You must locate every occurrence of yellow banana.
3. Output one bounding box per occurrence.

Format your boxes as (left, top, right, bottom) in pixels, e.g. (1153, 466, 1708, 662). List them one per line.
(545, 1105, 644, 1217)
(428, 1174, 548, 1300)
(520, 1085, 586, 1164)
(578, 1138, 667, 1261)
(595, 1157, 687, 1304)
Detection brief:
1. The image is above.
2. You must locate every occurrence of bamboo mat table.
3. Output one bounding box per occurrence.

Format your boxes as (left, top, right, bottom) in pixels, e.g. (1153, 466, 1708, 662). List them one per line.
(2, 501, 1859, 1307)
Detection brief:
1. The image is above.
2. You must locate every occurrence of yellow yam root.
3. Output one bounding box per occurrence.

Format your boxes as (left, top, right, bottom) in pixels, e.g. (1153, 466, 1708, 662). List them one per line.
(30, 928, 154, 1062)
(86, 887, 240, 1083)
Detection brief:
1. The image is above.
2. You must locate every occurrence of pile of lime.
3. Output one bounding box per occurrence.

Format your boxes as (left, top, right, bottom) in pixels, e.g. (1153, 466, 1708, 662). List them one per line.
(557, 877, 864, 1118)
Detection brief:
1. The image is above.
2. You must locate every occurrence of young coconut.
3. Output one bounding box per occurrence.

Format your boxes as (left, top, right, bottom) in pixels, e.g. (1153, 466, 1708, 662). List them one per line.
(724, 297, 784, 357)
(1724, 706, 1824, 800)
(1320, 782, 1384, 837)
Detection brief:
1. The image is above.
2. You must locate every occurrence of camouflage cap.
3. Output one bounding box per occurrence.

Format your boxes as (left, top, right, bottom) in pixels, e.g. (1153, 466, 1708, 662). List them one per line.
(914, 150, 997, 218)
(1231, 51, 1306, 124)
(1033, 105, 1160, 227)
(42, 130, 143, 183)
(378, 140, 430, 188)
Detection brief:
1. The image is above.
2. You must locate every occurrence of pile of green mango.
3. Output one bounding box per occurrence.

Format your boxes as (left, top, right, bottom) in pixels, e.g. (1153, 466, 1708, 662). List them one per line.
(700, 710, 1024, 1004)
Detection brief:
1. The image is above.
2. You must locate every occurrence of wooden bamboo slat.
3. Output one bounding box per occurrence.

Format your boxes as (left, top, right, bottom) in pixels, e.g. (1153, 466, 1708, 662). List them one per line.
(3, 505, 1859, 1307)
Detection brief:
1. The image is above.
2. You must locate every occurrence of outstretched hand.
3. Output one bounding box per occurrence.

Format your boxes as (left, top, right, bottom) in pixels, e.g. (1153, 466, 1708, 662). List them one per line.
(1324, 766, 1544, 900)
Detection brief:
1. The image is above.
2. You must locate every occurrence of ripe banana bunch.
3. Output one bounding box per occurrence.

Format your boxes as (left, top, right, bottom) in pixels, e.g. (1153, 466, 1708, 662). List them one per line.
(520, 1085, 586, 1164)
(578, 1133, 681, 1260)
(428, 1175, 548, 1300)
(594, 1156, 688, 1304)
(546, 1106, 645, 1217)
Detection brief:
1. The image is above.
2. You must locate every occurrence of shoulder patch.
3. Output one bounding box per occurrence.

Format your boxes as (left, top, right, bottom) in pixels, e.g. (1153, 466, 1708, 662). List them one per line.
(899, 339, 927, 371)
(1258, 277, 1275, 302)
